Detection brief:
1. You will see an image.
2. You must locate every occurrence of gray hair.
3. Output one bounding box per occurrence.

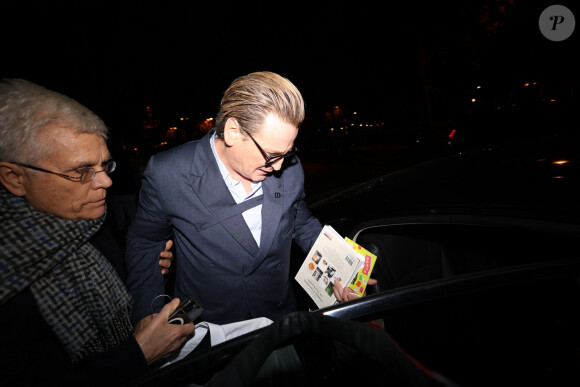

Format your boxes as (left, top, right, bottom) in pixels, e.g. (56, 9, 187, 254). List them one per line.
(214, 71, 305, 137)
(0, 79, 108, 164)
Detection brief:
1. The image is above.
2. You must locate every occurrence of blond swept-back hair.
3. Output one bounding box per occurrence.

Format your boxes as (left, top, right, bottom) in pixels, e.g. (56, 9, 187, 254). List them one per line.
(0, 79, 108, 164)
(214, 71, 305, 137)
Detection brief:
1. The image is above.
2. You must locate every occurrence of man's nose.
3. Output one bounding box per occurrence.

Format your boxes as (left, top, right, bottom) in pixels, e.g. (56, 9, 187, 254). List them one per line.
(91, 170, 113, 189)
(270, 158, 284, 171)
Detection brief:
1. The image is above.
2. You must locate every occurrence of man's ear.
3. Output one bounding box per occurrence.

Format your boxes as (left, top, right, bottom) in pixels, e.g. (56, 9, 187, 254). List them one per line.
(222, 118, 243, 147)
(0, 162, 27, 196)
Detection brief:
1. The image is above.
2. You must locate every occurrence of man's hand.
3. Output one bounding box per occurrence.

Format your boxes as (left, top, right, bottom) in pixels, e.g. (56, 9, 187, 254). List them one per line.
(333, 278, 378, 303)
(159, 240, 173, 275)
(133, 298, 196, 365)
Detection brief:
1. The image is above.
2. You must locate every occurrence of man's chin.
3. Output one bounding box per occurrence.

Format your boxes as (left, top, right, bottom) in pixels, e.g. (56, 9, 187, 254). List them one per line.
(76, 207, 106, 220)
(256, 169, 274, 179)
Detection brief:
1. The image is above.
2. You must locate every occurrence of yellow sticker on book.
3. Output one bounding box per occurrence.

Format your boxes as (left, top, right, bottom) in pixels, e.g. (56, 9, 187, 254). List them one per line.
(345, 238, 377, 296)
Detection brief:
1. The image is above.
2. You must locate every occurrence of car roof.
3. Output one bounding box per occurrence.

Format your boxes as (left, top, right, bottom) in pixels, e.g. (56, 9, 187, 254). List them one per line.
(310, 132, 580, 227)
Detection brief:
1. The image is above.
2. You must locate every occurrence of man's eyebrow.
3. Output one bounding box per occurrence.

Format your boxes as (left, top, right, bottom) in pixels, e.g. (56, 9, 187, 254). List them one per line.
(70, 157, 113, 171)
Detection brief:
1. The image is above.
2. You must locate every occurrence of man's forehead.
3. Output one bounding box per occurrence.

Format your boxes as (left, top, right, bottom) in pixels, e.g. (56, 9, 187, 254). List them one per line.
(40, 125, 104, 144)
(258, 115, 297, 143)
(39, 126, 108, 165)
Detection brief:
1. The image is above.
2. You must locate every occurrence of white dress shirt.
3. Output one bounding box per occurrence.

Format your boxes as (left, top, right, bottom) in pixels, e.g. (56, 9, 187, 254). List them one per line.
(210, 134, 263, 246)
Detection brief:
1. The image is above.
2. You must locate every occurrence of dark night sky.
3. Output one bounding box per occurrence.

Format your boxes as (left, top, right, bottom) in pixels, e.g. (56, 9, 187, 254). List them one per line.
(1, 1, 578, 137)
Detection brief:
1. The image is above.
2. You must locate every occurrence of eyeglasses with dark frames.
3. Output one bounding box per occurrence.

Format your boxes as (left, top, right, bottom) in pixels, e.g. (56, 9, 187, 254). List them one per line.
(241, 129, 297, 167)
(11, 159, 116, 183)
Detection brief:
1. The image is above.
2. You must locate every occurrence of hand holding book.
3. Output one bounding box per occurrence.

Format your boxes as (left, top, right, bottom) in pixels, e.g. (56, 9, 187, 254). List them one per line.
(333, 277, 378, 303)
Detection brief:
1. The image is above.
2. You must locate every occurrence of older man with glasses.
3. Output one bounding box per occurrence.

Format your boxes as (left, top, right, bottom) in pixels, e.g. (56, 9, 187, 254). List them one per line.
(126, 72, 326, 326)
(0, 79, 197, 385)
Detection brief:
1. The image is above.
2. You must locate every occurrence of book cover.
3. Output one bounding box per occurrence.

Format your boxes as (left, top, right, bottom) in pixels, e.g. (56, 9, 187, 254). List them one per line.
(295, 225, 375, 309)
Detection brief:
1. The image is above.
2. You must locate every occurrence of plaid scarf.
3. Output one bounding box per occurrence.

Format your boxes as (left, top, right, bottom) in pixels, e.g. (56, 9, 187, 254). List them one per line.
(0, 188, 134, 363)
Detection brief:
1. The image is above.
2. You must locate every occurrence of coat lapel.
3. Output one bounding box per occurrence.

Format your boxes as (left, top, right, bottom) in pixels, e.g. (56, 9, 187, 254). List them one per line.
(187, 132, 259, 256)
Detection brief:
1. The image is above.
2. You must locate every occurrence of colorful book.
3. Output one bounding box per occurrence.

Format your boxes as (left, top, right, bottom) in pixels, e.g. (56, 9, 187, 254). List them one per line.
(295, 225, 377, 308)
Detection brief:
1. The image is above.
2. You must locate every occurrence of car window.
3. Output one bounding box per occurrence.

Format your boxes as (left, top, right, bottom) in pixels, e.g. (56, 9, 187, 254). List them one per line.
(355, 222, 580, 290)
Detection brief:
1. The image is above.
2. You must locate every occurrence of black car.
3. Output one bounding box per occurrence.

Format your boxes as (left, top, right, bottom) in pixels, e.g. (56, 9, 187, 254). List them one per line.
(133, 133, 580, 387)
(306, 132, 580, 386)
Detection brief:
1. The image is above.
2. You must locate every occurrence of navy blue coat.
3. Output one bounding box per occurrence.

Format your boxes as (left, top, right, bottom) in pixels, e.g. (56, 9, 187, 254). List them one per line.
(126, 131, 322, 325)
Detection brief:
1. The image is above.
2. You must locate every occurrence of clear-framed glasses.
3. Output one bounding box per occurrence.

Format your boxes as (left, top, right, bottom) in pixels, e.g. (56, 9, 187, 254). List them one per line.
(241, 128, 297, 167)
(11, 159, 116, 183)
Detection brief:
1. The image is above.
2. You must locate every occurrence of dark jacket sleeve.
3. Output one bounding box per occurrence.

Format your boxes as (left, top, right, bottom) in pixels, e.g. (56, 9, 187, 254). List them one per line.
(125, 153, 174, 324)
(75, 333, 151, 384)
(291, 158, 323, 252)
(0, 289, 150, 386)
